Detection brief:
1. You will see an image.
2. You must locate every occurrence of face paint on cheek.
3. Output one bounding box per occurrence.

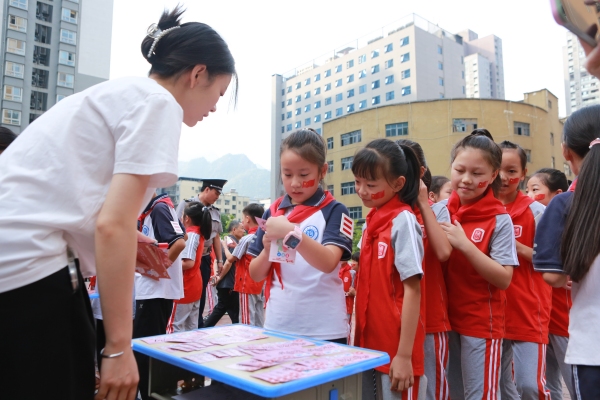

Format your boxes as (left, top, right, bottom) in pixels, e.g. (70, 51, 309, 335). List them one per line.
(371, 190, 386, 200)
(508, 177, 520, 185)
(534, 193, 546, 201)
(477, 181, 489, 188)
(301, 179, 315, 188)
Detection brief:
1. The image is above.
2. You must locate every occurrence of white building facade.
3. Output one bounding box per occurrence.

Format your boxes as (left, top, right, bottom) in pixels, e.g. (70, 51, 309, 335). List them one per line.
(563, 31, 600, 115)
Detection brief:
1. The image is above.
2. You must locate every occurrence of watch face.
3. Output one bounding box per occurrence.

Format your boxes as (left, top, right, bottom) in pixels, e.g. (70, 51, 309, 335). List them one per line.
(284, 236, 301, 249)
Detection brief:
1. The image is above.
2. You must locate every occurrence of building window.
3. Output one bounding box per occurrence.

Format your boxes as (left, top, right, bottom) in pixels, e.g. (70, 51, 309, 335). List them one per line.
(400, 36, 409, 46)
(295, 95, 301, 102)
(286, 111, 292, 119)
(336, 93, 343, 102)
(4, 85, 23, 102)
(358, 54, 366, 64)
(305, 117, 311, 126)
(286, 99, 292, 106)
(437, 45, 443, 54)
(371, 49, 379, 58)
(281, 113, 284, 121)
(305, 91, 311, 99)
(324, 111, 332, 120)
(386, 91, 395, 101)
(314, 100, 321, 109)
(281, 127, 285, 134)
(328, 160, 334, 172)
(314, 114, 321, 122)
(385, 59, 393, 69)
(327, 185, 334, 196)
(287, 86, 292, 93)
(2, 109, 21, 125)
(401, 69, 410, 79)
(347, 89, 355, 98)
(325, 83, 331, 91)
(372, 80, 380, 89)
(514, 122, 530, 136)
(281, 101, 284, 109)
(304, 104, 311, 112)
(60, 29, 77, 45)
(327, 137, 333, 149)
(550, 132, 554, 145)
(341, 156, 353, 170)
(341, 182, 356, 195)
(525, 149, 532, 163)
(347, 104, 355, 113)
(295, 121, 301, 129)
(357, 85, 366, 95)
(7, 38, 26, 55)
(348, 206, 362, 219)
(56, 94, 66, 102)
(325, 97, 332, 105)
(551, 156, 555, 169)
(314, 87, 321, 95)
(9, 0, 28, 10)
(325, 69, 332, 77)
(8, 15, 27, 32)
(372, 96, 381, 105)
(371, 65, 380, 74)
(439, 77, 444, 86)
(347, 60, 354, 68)
(336, 107, 343, 117)
(564, 162, 572, 176)
(347, 74, 354, 83)
(295, 82, 301, 90)
(438, 61, 443, 70)
(315, 73, 321, 82)
(401, 53, 410, 63)
(385, 75, 394, 85)
(34, 24, 52, 44)
(341, 130, 361, 146)
(384, 43, 393, 53)
(335, 65, 342, 73)
(286, 124, 292, 132)
(401, 86, 411, 96)
(440, 93, 445, 99)
(61, 8, 77, 24)
(359, 100, 367, 109)
(57, 72, 74, 88)
(30, 91, 47, 111)
(359, 69, 367, 79)
(36, 2, 53, 22)
(335, 79, 342, 88)
(386, 122, 408, 137)
(5, 61, 24, 79)
(33, 46, 50, 66)
(452, 118, 478, 132)
(295, 108, 301, 116)
(316, 127, 322, 134)
(305, 77, 311, 86)
(32, 68, 49, 88)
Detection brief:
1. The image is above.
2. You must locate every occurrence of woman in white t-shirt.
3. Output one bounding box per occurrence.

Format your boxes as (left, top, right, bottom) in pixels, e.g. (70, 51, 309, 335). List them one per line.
(0, 6, 236, 400)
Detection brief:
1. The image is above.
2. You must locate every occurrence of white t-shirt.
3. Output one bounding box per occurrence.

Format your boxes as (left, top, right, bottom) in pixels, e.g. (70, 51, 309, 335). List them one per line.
(0, 77, 183, 293)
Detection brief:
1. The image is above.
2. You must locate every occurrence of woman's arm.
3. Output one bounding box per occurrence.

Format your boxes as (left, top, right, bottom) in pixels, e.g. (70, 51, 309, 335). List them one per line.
(417, 181, 452, 262)
(94, 173, 147, 400)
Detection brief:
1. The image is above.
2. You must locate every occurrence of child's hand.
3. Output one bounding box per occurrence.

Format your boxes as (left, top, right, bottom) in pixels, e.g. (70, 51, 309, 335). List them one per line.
(264, 216, 294, 239)
(416, 180, 430, 210)
(440, 220, 469, 251)
(210, 275, 220, 286)
(262, 231, 273, 251)
(389, 355, 413, 392)
(346, 287, 356, 297)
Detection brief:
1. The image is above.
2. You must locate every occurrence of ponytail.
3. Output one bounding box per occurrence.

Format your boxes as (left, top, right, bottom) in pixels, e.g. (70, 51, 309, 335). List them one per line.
(184, 203, 212, 240)
(561, 143, 600, 282)
(397, 144, 421, 208)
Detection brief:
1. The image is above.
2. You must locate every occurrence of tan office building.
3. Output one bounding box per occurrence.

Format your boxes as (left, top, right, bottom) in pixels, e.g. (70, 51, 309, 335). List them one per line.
(323, 89, 568, 219)
(215, 189, 251, 221)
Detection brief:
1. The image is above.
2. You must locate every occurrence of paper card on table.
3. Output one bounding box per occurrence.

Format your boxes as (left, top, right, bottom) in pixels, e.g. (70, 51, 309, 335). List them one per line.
(239, 339, 313, 352)
(208, 336, 250, 346)
(256, 217, 267, 231)
(208, 348, 247, 358)
(136, 241, 172, 280)
(268, 239, 296, 264)
(252, 367, 320, 384)
(167, 343, 209, 352)
(141, 336, 170, 344)
(228, 359, 278, 372)
(184, 353, 219, 364)
(253, 348, 313, 363)
(328, 351, 379, 366)
(308, 343, 348, 356)
(287, 359, 338, 371)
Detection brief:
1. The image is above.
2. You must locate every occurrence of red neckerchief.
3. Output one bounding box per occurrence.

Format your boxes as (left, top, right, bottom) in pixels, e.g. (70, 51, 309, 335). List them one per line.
(264, 191, 335, 305)
(138, 194, 175, 232)
(356, 195, 412, 340)
(504, 191, 534, 220)
(446, 188, 507, 223)
(338, 262, 352, 280)
(568, 179, 577, 192)
(247, 226, 258, 235)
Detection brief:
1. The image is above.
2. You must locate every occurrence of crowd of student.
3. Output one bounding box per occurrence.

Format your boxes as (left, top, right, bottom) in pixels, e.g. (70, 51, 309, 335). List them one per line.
(2, 5, 600, 400)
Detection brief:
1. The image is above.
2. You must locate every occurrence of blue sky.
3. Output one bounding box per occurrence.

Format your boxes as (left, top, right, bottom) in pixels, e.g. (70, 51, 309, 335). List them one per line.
(109, 0, 569, 170)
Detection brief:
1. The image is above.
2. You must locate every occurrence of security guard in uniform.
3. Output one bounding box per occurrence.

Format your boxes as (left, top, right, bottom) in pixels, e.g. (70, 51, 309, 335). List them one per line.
(176, 178, 227, 328)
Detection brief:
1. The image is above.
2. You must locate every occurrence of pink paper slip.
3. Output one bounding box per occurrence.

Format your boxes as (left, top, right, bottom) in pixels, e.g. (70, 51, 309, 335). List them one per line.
(208, 348, 247, 358)
(256, 217, 267, 231)
(228, 359, 278, 372)
(253, 349, 313, 363)
(184, 353, 219, 364)
(252, 367, 320, 384)
(239, 339, 313, 352)
(308, 343, 348, 356)
(328, 351, 379, 367)
(136, 242, 172, 280)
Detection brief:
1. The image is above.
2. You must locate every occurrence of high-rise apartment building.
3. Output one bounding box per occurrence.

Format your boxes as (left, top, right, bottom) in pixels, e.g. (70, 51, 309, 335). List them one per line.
(458, 29, 504, 100)
(0, 0, 113, 133)
(270, 14, 504, 199)
(563, 31, 599, 115)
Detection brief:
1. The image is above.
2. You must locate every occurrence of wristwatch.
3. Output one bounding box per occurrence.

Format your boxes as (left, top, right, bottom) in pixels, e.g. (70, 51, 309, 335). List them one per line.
(283, 225, 303, 250)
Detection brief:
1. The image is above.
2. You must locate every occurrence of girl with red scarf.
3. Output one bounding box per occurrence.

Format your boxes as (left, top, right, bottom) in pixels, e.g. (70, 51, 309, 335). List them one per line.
(440, 130, 519, 400)
(248, 129, 353, 343)
(496, 142, 551, 400)
(352, 139, 425, 399)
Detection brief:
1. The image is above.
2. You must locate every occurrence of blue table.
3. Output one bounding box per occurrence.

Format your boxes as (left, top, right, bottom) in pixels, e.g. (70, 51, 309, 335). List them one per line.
(133, 325, 389, 399)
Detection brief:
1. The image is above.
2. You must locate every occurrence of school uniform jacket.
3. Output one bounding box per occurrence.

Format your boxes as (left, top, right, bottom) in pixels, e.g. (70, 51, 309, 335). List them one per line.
(233, 227, 265, 295)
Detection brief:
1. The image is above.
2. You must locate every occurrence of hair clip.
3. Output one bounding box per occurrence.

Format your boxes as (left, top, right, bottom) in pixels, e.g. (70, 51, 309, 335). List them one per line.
(146, 23, 180, 59)
(589, 138, 600, 149)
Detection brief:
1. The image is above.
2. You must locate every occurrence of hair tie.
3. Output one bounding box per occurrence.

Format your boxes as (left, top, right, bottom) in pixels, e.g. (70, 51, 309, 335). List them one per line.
(589, 138, 600, 149)
(202, 206, 209, 212)
(146, 23, 180, 59)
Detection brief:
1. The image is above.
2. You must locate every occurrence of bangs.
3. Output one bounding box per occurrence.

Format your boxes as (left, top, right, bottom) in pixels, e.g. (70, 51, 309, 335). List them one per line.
(351, 147, 387, 181)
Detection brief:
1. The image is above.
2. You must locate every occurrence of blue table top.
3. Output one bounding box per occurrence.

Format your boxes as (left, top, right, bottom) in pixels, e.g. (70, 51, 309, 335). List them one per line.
(133, 325, 389, 398)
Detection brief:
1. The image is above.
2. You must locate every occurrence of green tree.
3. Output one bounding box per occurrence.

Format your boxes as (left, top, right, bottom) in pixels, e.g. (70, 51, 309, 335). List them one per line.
(352, 219, 364, 254)
(220, 213, 235, 237)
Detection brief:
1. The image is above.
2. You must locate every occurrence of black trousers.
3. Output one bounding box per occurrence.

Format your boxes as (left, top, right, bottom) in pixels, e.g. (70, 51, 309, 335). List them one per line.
(0, 265, 95, 400)
(573, 365, 600, 400)
(133, 298, 173, 400)
(204, 288, 240, 327)
(197, 254, 212, 328)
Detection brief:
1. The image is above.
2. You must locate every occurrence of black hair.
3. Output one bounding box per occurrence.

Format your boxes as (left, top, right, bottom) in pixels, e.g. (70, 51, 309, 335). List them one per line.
(351, 251, 360, 262)
(183, 202, 212, 240)
(422, 169, 432, 191)
(141, 6, 237, 99)
(351, 138, 421, 207)
(280, 128, 327, 186)
(561, 105, 600, 282)
(430, 176, 450, 196)
(451, 129, 503, 195)
(396, 139, 430, 189)
(531, 168, 568, 193)
(228, 219, 241, 232)
(242, 203, 265, 224)
(0, 127, 17, 152)
(499, 140, 527, 171)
